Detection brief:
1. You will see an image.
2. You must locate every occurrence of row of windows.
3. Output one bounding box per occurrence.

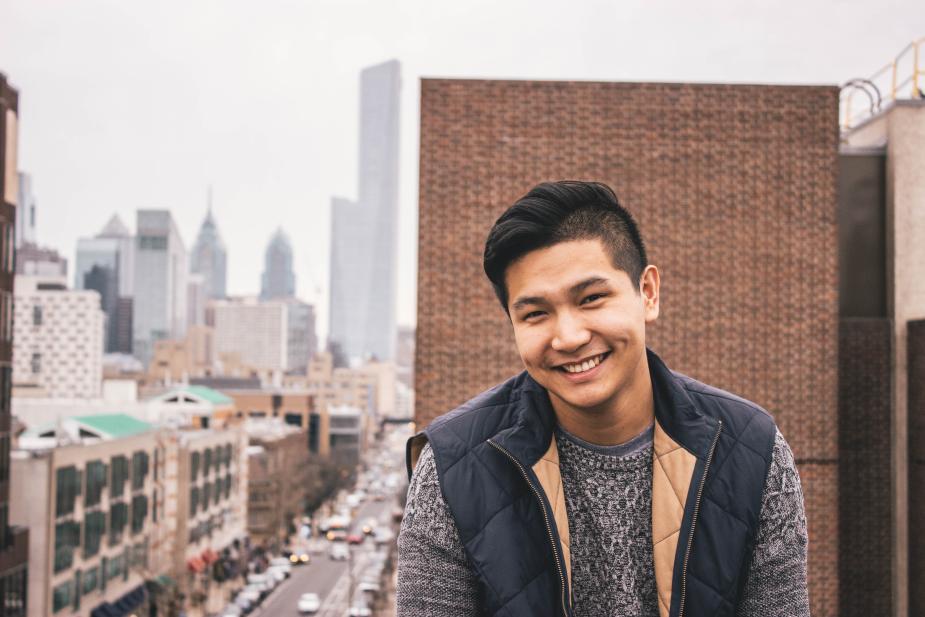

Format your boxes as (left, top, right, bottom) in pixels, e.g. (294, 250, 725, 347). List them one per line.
(188, 510, 229, 544)
(189, 475, 233, 517)
(190, 444, 233, 482)
(52, 542, 147, 613)
(55, 453, 151, 517)
(0, 565, 27, 617)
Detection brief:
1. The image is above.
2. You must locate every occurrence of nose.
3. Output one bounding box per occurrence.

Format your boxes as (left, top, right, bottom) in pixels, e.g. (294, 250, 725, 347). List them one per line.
(551, 310, 591, 353)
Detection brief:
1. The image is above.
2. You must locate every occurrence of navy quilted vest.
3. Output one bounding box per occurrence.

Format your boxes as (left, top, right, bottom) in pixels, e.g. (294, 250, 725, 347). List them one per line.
(408, 349, 777, 617)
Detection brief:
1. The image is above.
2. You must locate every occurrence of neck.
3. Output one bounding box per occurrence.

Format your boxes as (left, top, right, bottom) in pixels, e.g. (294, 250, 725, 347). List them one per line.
(550, 353, 655, 446)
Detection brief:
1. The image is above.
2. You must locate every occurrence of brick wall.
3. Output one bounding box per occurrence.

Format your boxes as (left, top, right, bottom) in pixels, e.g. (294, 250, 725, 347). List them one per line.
(415, 79, 840, 614)
(909, 320, 925, 616)
(839, 318, 893, 617)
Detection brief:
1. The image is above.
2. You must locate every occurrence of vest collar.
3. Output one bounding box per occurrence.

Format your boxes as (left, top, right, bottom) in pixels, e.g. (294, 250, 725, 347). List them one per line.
(488, 348, 718, 467)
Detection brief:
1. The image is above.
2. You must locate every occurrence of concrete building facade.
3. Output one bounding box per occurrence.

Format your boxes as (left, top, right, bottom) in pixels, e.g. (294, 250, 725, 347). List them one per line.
(415, 79, 839, 615)
(13, 276, 104, 399)
(212, 297, 288, 374)
(840, 98, 925, 617)
(15, 171, 35, 249)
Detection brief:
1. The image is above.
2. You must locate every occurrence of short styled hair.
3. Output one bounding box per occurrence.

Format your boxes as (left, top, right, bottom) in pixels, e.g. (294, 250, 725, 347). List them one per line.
(483, 181, 648, 310)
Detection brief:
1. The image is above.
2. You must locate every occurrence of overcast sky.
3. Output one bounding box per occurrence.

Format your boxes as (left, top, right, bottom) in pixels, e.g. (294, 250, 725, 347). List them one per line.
(0, 0, 920, 341)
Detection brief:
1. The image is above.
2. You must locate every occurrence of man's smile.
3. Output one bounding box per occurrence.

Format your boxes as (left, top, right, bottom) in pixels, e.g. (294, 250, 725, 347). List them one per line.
(553, 351, 612, 376)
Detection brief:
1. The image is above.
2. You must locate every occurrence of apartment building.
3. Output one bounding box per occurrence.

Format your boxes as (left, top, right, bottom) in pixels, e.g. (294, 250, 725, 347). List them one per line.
(13, 276, 104, 399)
(10, 415, 166, 617)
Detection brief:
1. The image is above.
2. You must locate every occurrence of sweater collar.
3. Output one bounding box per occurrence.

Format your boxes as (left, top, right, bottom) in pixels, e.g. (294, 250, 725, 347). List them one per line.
(489, 348, 718, 467)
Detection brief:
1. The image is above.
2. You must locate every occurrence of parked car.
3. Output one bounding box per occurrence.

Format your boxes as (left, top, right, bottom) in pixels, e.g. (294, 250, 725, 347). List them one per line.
(358, 580, 380, 594)
(298, 592, 321, 614)
(269, 557, 293, 575)
(346, 534, 364, 545)
(267, 567, 287, 584)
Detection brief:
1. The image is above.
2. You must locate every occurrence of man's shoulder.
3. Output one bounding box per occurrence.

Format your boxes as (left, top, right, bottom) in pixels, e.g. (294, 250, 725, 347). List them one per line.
(425, 371, 533, 441)
(673, 371, 777, 450)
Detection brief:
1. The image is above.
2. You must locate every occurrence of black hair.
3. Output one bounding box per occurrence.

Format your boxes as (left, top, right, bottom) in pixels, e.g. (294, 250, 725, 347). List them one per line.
(483, 180, 648, 311)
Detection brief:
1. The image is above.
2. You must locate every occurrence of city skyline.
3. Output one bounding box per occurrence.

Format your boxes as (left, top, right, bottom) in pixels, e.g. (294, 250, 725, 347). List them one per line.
(1, 1, 919, 345)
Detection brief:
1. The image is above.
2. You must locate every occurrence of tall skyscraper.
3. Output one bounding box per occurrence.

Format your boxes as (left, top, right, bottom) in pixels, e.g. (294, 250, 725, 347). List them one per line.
(190, 195, 227, 300)
(15, 171, 35, 249)
(0, 70, 29, 614)
(328, 59, 400, 363)
(75, 214, 135, 353)
(260, 228, 295, 300)
(133, 210, 187, 366)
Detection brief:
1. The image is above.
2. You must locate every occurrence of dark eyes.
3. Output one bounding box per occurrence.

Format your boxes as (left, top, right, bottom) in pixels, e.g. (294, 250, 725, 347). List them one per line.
(580, 293, 606, 305)
(520, 294, 607, 322)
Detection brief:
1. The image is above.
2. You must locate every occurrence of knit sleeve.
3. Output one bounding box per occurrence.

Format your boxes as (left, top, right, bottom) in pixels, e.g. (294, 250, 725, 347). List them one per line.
(397, 443, 481, 617)
(735, 428, 810, 616)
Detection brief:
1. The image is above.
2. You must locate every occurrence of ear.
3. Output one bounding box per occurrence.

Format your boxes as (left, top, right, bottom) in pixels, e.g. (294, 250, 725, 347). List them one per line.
(640, 265, 660, 323)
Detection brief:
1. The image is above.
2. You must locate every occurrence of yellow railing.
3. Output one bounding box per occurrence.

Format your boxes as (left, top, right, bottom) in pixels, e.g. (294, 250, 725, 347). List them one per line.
(841, 37, 925, 130)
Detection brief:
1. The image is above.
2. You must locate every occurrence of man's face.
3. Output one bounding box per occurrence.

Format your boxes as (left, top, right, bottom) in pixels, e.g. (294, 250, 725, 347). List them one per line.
(505, 238, 660, 417)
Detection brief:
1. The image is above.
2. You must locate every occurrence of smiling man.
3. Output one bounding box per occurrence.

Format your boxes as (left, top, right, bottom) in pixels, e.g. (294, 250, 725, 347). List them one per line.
(397, 181, 809, 617)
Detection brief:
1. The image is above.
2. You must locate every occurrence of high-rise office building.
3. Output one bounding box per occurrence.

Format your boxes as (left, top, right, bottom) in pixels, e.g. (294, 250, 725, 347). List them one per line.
(133, 210, 187, 367)
(328, 60, 400, 363)
(0, 70, 28, 617)
(260, 228, 295, 300)
(15, 171, 35, 249)
(285, 299, 317, 374)
(190, 202, 227, 301)
(75, 215, 135, 353)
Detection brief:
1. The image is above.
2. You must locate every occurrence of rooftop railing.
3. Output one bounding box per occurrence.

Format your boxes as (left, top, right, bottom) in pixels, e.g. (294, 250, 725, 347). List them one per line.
(841, 36, 924, 130)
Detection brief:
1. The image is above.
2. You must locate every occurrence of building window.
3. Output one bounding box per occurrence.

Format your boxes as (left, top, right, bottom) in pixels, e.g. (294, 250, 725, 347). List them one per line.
(83, 511, 105, 558)
(110, 455, 128, 498)
(55, 466, 80, 517)
(130, 494, 148, 535)
(202, 481, 211, 509)
(54, 520, 80, 573)
(131, 451, 149, 491)
(82, 566, 99, 596)
(0, 565, 28, 616)
(190, 451, 200, 482)
(138, 235, 167, 250)
(190, 487, 199, 517)
(84, 460, 107, 508)
(30, 352, 41, 374)
(109, 501, 128, 546)
(203, 448, 212, 476)
(32, 304, 42, 326)
(52, 580, 73, 613)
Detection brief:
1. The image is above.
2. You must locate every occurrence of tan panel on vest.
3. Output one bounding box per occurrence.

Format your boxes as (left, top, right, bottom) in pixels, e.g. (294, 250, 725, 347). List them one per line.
(532, 434, 573, 599)
(652, 421, 697, 617)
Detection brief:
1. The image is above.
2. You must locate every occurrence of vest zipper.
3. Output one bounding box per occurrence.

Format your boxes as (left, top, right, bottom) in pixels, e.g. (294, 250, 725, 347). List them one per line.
(678, 419, 723, 617)
(487, 438, 570, 617)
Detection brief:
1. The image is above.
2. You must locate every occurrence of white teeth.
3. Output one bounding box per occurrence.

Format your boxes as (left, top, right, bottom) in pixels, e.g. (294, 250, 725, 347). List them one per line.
(562, 353, 604, 374)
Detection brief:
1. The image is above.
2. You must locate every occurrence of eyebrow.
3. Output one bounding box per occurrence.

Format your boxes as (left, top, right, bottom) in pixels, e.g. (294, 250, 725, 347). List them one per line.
(510, 276, 611, 311)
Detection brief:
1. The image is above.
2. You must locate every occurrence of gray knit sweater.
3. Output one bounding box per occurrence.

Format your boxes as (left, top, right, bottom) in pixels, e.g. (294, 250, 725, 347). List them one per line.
(397, 426, 809, 616)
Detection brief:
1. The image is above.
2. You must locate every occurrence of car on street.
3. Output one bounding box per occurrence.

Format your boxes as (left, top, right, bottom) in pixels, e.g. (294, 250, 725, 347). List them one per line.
(297, 592, 321, 614)
(329, 544, 350, 561)
(267, 566, 287, 584)
(346, 533, 364, 545)
(289, 550, 311, 565)
(345, 606, 372, 617)
(358, 580, 380, 594)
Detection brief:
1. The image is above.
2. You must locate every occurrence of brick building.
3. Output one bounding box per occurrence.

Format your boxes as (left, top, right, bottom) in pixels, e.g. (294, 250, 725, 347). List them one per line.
(414, 79, 839, 615)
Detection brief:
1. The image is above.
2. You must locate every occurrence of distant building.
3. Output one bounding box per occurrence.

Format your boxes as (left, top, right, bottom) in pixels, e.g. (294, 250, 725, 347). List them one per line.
(0, 70, 28, 616)
(133, 210, 187, 367)
(187, 272, 207, 327)
(190, 204, 227, 301)
(169, 425, 248, 614)
(76, 215, 135, 353)
(259, 229, 295, 300)
(15, 171, 36, 248)
(16, 241, 67, 277)
(10, 415, 168, 617)
(285, 299, 316, 374)
(212, 297, 288, 374)
(13, 276, 104, 399)
(245, 420, 309, 549)
(327, 405, 362, 467)
(227, 391, 322, 447)
(328, 60, 400, 363)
